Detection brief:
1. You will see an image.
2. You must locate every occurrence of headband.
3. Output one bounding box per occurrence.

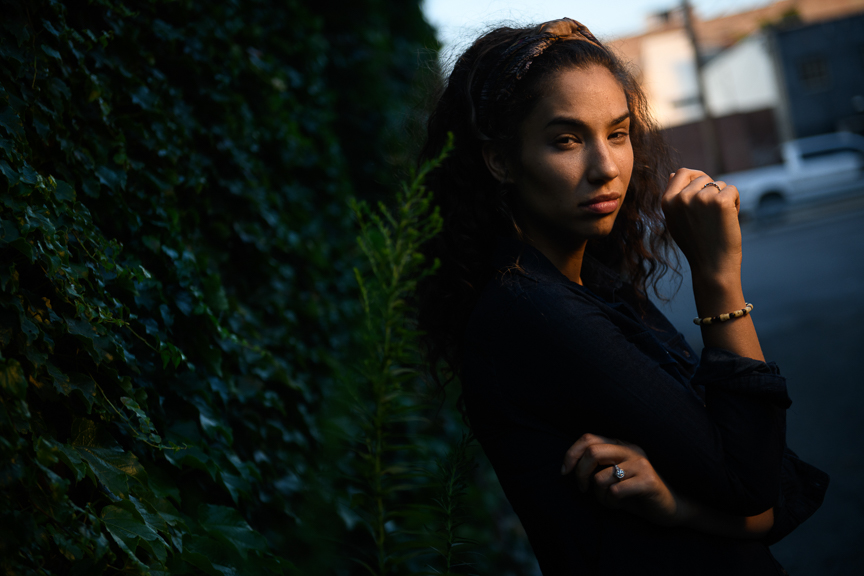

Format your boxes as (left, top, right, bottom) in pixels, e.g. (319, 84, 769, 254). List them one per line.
(476, 18, 604, 139)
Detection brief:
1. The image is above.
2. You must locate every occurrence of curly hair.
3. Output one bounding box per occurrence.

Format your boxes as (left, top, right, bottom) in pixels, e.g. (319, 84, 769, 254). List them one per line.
(417, 20, 679, 386)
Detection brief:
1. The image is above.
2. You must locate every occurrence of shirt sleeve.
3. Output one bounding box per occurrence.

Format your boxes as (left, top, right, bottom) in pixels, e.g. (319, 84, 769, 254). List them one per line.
(464, 280, 789, 516)
(762, 446, 830, 545)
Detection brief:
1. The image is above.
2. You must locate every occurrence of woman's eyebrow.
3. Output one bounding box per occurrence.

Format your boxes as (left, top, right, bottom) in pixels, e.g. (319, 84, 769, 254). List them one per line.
(544, 112, 630, 129)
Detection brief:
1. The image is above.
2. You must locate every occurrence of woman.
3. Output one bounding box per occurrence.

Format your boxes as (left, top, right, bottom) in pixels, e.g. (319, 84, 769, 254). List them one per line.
(417, 18, 828, 575)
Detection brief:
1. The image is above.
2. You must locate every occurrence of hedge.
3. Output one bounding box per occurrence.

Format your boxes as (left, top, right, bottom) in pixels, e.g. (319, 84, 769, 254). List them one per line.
(0, 1, 539, 574)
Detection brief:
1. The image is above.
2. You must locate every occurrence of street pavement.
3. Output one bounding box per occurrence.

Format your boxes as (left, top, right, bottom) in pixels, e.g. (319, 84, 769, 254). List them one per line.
(656, 192, 864, 574)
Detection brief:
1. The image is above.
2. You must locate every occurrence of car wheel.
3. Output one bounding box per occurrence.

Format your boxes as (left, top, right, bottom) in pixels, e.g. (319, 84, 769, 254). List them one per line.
(757, 193, 787, 222)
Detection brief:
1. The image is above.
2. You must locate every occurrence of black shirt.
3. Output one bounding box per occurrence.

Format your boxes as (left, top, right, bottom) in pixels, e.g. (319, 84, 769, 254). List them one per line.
(461, 239, 828, 575)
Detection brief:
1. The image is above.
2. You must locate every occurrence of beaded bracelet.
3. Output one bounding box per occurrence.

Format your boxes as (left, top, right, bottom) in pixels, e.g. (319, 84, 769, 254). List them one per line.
(693, 303, 754, 325)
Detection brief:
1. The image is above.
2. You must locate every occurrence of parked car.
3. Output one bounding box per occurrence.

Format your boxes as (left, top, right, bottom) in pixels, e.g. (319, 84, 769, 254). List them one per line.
(718, 132, 864, 219)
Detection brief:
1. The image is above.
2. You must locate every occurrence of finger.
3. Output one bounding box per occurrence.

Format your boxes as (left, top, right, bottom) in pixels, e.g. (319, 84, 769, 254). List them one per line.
(680, 174, 717, 200)
(592, 471, 624, 509)
(573, 444, 632, 492)
(718, 183, 740, 207)
(663, 168, 707, 202)
(607, 476, 652, 500)
(592, 463, 640, 508)
(561, 433, 618, 475)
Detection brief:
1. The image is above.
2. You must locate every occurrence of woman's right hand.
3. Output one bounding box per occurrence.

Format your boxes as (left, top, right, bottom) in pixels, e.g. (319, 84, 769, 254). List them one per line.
(661, 168, 743, 285)
(561, 433, 684, 527)
(561, 433, 775, 538)
(661, 169, 765, 361)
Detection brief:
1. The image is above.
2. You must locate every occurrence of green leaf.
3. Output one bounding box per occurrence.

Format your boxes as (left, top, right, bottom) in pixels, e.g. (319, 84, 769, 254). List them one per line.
(69, 419, 147, 497)
(102, 501, 159, 541)
(56, 444, 88, 482)
(0, 108, 24, 139)
(54, 180, 75, 202)
(184, 535, 244, 576)
(9, 237, 33, 261)
(198, 504, 267, 559)
(95, 164, 126, 191)
(0, 219, 19, 242)
(40, 44, 62, 61)
(0, 359, 27, 399)
(46, 366, 96, 410)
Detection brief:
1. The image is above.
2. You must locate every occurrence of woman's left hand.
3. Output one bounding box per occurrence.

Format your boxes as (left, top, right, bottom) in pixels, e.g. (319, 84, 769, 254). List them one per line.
(561, 433, 684, 527)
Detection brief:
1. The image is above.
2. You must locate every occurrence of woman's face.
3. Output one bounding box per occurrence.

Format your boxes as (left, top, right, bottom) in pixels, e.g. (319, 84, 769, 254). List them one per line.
(508, 64, 634, 252)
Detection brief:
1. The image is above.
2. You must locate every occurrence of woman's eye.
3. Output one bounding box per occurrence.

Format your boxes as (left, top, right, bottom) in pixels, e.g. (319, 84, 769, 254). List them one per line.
(555, 136, 579, 146)
(610, 131, 629, 141)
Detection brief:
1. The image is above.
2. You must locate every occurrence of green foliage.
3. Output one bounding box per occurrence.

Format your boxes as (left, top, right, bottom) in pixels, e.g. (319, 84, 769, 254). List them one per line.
(0, 0, 542, 574)
(344, 140, 475, 576)
(0, 0, 439, 573)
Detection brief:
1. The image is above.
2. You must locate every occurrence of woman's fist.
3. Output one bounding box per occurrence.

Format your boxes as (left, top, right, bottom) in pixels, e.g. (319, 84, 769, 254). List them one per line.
(661, 169, 743, 285)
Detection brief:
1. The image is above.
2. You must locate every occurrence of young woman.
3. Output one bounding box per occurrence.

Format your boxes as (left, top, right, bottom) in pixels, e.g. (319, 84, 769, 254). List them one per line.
(417, 18, 828, 575)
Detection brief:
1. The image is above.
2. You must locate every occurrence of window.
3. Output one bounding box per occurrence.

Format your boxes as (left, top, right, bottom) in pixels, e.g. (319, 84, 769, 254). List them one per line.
(797, 55, 831, 92)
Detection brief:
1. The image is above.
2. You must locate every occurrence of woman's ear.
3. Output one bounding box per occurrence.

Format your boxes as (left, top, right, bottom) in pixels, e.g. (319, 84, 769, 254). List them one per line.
(481, 142, 511, 183)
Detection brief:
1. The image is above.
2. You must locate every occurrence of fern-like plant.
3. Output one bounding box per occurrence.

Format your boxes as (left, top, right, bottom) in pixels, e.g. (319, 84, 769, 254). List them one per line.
(345, 136, 485, 576)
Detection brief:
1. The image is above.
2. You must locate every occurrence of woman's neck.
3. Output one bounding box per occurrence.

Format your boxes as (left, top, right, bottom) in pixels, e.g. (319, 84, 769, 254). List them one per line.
(523, 234, 588, 285)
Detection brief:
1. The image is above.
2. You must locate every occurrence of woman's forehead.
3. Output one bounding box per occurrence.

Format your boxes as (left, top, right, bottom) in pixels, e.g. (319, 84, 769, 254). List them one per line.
(530, 65, 629, 125)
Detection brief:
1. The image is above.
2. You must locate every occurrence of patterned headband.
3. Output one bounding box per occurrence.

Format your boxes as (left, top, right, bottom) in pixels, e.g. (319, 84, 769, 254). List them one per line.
(476, 18, 604, 139)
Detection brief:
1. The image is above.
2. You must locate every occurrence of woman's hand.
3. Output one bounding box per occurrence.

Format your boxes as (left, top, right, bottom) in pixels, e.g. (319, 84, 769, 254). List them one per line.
(661, 169, 765, 361)
(561, 433, 775, 538)
(661, 169, 742, 285)
(561, 433, 682, 527)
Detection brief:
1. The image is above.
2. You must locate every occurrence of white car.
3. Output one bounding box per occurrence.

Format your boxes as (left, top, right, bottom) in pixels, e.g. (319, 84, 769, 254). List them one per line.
(718, 132, 864, 219)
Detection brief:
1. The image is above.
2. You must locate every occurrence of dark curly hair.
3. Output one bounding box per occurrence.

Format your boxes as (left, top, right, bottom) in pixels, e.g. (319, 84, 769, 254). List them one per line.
(417, 19, 679, 386)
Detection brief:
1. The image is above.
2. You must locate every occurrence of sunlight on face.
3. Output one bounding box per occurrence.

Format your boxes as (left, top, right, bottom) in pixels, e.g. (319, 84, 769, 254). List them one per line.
(512, 65, 634, 253)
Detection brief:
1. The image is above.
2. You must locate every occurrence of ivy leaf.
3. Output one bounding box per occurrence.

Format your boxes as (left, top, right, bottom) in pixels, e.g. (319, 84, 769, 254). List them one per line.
(103, 501, 158, 541)
(0, 359, 27, 399)
(0, 108, 24, 139)
(184, 535, 244, 576)
(54, 180, 75, 202)
(95, 164, 126, 191)
(46, 365, 96, 410)
(144, 495, 185, 529)
(198, 504, 267, 559)
(9, 237, 33, 262)
(56, 444, 89, 482)
(41, 44, 63, 62)
(69, 419, 146, 497)
(0, 219, 19, 242)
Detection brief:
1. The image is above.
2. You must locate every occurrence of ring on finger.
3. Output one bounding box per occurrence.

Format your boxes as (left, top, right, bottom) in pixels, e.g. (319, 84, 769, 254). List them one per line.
(613, 464, 625, 481)
(701, 181, 722, 191)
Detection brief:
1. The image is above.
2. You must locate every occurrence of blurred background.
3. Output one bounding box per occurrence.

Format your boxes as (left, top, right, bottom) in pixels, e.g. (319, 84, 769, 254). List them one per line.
(424, 0, 864, 573)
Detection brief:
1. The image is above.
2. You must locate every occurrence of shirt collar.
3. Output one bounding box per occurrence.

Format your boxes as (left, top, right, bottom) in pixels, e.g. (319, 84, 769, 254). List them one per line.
(491, 237, 624, 298)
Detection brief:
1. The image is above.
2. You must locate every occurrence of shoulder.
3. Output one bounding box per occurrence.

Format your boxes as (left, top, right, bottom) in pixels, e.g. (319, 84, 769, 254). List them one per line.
(465, 269, 615, 355)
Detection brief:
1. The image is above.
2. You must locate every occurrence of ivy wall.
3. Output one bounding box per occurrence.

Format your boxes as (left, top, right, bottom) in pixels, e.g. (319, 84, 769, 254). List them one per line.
(0, 0, 538, 574)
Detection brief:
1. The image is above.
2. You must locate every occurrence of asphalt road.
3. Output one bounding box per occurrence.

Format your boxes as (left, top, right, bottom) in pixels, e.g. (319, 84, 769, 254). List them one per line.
(656, 192, 864, 574)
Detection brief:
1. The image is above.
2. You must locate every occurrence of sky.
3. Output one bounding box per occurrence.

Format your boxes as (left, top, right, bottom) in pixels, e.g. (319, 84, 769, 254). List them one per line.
(422, 0, 776, 60)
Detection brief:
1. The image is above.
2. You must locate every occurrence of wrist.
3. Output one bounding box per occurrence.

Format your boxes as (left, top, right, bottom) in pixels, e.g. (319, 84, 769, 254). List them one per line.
(692, 288, 746, 321)
(671, 492, 696, 528)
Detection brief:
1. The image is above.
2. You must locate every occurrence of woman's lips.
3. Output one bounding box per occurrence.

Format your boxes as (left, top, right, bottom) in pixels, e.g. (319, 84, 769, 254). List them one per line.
(579, 194, 621, 214)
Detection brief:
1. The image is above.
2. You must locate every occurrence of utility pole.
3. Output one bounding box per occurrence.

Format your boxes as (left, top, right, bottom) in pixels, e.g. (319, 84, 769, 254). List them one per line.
(681, 0, 725, 174)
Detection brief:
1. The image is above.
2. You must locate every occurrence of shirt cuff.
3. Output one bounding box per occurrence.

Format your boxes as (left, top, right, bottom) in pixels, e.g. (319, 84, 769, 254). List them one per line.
(691, 347, 792, 409)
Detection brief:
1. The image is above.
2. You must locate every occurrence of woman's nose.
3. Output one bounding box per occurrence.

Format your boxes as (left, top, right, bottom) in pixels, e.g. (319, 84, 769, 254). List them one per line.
(586, 141, 620, 183)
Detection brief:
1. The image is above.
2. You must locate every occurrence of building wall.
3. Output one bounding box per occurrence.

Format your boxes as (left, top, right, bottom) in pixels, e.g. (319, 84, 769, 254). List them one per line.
(609, 0, 864, 129)
(703, 34, 780, 117)
(663, 109, 782, 172)
(774, 13, 864, 137)
(640, 30, 701, 127)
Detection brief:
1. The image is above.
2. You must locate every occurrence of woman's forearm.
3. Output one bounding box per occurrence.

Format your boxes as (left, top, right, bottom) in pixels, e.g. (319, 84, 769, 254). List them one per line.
(692, 274, 765, 362)
(677, 494, 774, 539)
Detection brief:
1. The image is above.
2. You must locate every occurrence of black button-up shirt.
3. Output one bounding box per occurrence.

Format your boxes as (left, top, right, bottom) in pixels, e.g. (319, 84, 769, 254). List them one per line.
(461, 238, 828, 575)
